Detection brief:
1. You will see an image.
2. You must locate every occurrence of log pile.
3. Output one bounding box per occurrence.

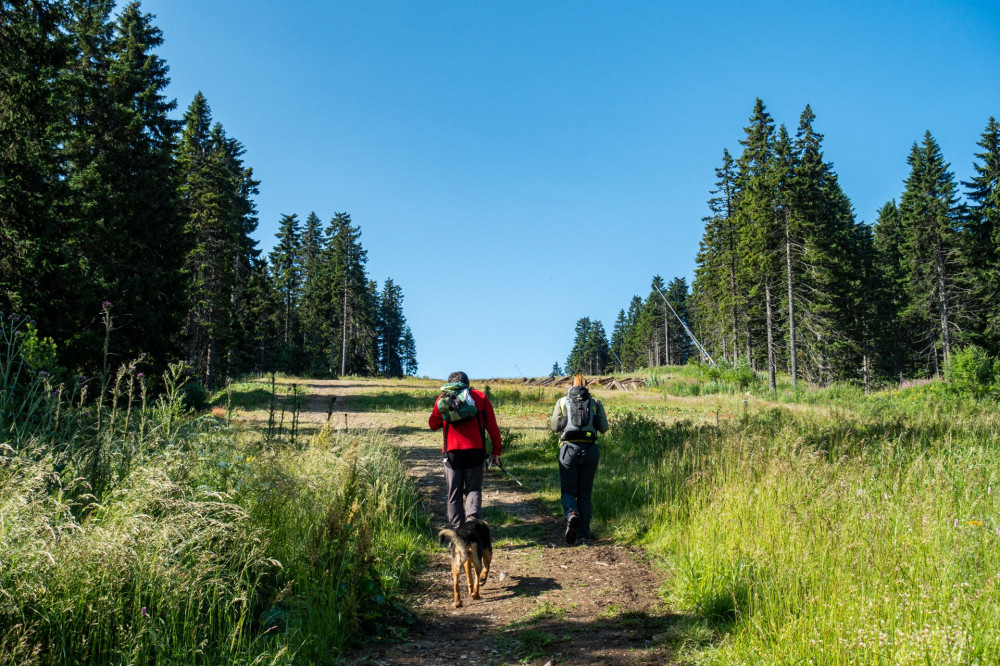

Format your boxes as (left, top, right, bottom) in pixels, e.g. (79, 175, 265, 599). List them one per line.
(488, 375, 646, 391)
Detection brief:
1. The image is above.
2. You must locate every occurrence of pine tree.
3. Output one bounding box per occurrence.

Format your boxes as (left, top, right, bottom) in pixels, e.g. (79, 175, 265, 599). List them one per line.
(177, 95, 255, 387)
(873, 200, 908, 379)
(100, 2, 185, 368)
(583, 320, 611, 374)
(377, 278, 408, 378)
(621, 296, 645, 370)
(566, 317, 591, 374)
(269, 213, 301, 351)
(963, 117, 1000, 352)
(898, 132, 963, 377)
(400, 326, 418, 376)
(665, 277, 692, 364)
(323, 213, 370, 376)
(693, 149, 742, 364)
(736, 99, 780, 390)
(298, 211, 325, 370)
(0, 0, 73, 344)
(789, 105, 861, 384)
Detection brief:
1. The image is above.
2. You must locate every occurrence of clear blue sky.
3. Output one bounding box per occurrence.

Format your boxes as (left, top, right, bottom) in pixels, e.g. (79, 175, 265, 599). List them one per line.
(139, 0, 999, 380)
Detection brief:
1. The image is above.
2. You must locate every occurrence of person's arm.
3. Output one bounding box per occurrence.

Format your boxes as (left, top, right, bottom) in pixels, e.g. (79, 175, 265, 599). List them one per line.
(482, 398, 502, 461)
(594, 399, 609, 434)
(550, 398, 566, 433)
(429, 398, 443, 431)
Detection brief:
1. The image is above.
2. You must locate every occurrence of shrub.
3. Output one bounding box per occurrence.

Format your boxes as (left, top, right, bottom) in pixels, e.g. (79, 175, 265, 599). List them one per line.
(947, 345, 993, 398)
(725, 359, 758, 390)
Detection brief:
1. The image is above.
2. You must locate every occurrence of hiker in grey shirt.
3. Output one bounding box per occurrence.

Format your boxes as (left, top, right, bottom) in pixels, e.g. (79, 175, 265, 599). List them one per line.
(550, 374, 609, 545)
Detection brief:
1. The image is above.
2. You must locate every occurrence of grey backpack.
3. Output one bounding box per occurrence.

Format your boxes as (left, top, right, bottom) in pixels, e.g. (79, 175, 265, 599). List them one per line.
(562, 386, 598, 442)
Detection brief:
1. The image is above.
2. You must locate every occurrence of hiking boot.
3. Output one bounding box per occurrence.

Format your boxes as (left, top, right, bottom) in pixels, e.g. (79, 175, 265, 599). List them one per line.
(565, 513, 580, 544)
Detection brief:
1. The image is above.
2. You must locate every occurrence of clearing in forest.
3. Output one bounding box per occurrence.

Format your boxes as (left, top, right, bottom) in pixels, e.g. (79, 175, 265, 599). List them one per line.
(285, 377, 685, 665)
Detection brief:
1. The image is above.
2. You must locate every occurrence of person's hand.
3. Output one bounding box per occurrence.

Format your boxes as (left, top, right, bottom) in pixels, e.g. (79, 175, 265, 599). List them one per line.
(490, 454, 500, 466)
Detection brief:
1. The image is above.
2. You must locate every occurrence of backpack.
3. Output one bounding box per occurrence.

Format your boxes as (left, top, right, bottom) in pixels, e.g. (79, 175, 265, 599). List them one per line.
(561, 386, 598, 442)
(436, 382, 480, 423)
(437, 382, 488, 467)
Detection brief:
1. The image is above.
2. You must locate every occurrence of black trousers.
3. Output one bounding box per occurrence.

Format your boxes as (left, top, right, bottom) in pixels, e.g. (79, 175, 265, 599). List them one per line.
(559, 441, 600, 538)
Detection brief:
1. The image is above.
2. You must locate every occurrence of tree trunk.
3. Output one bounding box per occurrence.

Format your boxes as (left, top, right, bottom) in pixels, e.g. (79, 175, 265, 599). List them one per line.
(935, 231, 952, 368)
(785, 217, 797, 389)
(765, 278, 776, 393)
(340, 286, 348, 376)
(664, 309, 670, 365)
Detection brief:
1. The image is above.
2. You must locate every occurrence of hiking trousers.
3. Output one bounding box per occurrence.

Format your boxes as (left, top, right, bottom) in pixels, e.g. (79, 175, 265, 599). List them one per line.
(559, 441, 600, 539)
(443, 459, 483, 529)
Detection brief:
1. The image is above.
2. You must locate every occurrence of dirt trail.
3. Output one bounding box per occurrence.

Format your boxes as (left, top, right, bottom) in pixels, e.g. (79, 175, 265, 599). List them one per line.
(295, 379, 679, 665)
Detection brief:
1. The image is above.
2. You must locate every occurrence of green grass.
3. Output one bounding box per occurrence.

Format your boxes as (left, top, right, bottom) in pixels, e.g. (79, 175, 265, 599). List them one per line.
(0, 319, 433, 664)
(500, 363, 1000, 664)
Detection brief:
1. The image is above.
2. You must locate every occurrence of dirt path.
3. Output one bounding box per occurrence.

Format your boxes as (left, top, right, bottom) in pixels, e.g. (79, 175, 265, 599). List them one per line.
(295, 379, 680, 665)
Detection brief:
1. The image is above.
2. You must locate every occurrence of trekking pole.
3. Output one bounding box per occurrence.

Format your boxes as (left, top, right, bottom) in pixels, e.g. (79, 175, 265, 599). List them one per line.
(488, 458, 523, 486)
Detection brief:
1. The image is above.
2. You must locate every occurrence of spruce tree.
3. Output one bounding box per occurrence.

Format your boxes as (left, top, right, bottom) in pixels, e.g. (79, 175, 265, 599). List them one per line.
(566, 317, 591, 374)
(898, 132, 963, 377)
(377, 278, 408, 378)
(400, 326, 418, 376)
(963, 117, 1000, 352)
(0, 0, 72, 342)
(693, 149, 742, 364)
(269, 213, 302, 352)
(323, 213, 370, 376)
(665, 277, 692, 364)
(298, 211, 325, 370)
(736, 99, 779, 390)
(873, 200, 908, 379)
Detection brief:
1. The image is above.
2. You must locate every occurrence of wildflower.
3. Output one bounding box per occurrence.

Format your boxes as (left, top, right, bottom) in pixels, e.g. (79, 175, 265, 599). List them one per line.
(38, 371, 49, 378)
(136, 372, 144, 379)
(968, 520, 982, 527)
(141, 606, 148, 617)
(102, 301, 111, 309)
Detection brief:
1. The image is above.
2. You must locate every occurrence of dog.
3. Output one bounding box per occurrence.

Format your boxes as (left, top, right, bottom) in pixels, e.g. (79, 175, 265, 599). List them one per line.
(437, 517, 493, 608)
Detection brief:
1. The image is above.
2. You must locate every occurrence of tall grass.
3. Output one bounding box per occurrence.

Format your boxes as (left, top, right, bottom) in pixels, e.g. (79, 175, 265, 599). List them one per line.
(504, 372, 1000, 663)
(0, 315, 431, 664)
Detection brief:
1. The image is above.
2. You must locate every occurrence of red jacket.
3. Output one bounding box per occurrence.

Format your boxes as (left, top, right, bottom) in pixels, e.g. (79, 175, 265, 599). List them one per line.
(429, 388, 502, 456)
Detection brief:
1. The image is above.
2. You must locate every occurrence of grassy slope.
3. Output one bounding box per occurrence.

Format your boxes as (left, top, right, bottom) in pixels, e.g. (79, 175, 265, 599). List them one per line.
(1, 369, 432, 665)
(497, 367, 1000, 664)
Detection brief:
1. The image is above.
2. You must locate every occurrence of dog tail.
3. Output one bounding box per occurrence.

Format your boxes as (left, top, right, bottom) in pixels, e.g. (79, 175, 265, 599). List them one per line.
(438, 528, 466, 549)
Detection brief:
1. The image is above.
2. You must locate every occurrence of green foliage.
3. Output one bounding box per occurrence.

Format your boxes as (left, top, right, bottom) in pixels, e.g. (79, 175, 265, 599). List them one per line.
(0, 323, 431, 663)
(507, 373, 1000, 663)
(947, 345, 994, 397)
(18, 321, 59, 374)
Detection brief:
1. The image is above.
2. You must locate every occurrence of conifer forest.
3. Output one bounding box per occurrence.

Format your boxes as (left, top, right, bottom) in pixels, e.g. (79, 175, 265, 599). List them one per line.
(7, 2, 1000, 665)
(1, 1, 416, 386)
(567, 99, 1000, 394)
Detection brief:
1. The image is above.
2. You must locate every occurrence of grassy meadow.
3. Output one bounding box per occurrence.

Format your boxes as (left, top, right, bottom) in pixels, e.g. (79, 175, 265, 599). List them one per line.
(7, 300, 1000, 666)
(494, 365, 1000, 664)
(0, 318, 431, 665)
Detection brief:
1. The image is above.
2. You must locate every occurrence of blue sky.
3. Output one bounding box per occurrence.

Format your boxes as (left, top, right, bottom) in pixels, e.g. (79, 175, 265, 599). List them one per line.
(139, 0, 999, 380)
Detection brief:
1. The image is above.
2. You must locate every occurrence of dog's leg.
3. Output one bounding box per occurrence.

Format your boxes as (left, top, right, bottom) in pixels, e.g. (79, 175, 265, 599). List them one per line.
(470, 553, 483, 600)
(480, 547, 492, 585)
(452, 559, 462, 608)
(464, 558, 476, 597)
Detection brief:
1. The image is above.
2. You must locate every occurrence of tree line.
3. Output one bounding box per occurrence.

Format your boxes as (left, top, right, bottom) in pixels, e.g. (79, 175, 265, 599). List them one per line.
(692, 99, 999, 390)
(563, 275, 693, 375)
(564, 99, 999, 390)
(0, 1, 415, 386)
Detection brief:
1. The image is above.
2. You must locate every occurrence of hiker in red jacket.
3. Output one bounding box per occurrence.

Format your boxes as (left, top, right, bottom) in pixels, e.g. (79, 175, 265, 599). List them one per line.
(429, 371, 503, 529)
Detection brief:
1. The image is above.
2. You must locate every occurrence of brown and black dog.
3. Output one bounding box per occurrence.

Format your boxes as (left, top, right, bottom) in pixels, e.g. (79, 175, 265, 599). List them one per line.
(438, 517, 493, 608)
